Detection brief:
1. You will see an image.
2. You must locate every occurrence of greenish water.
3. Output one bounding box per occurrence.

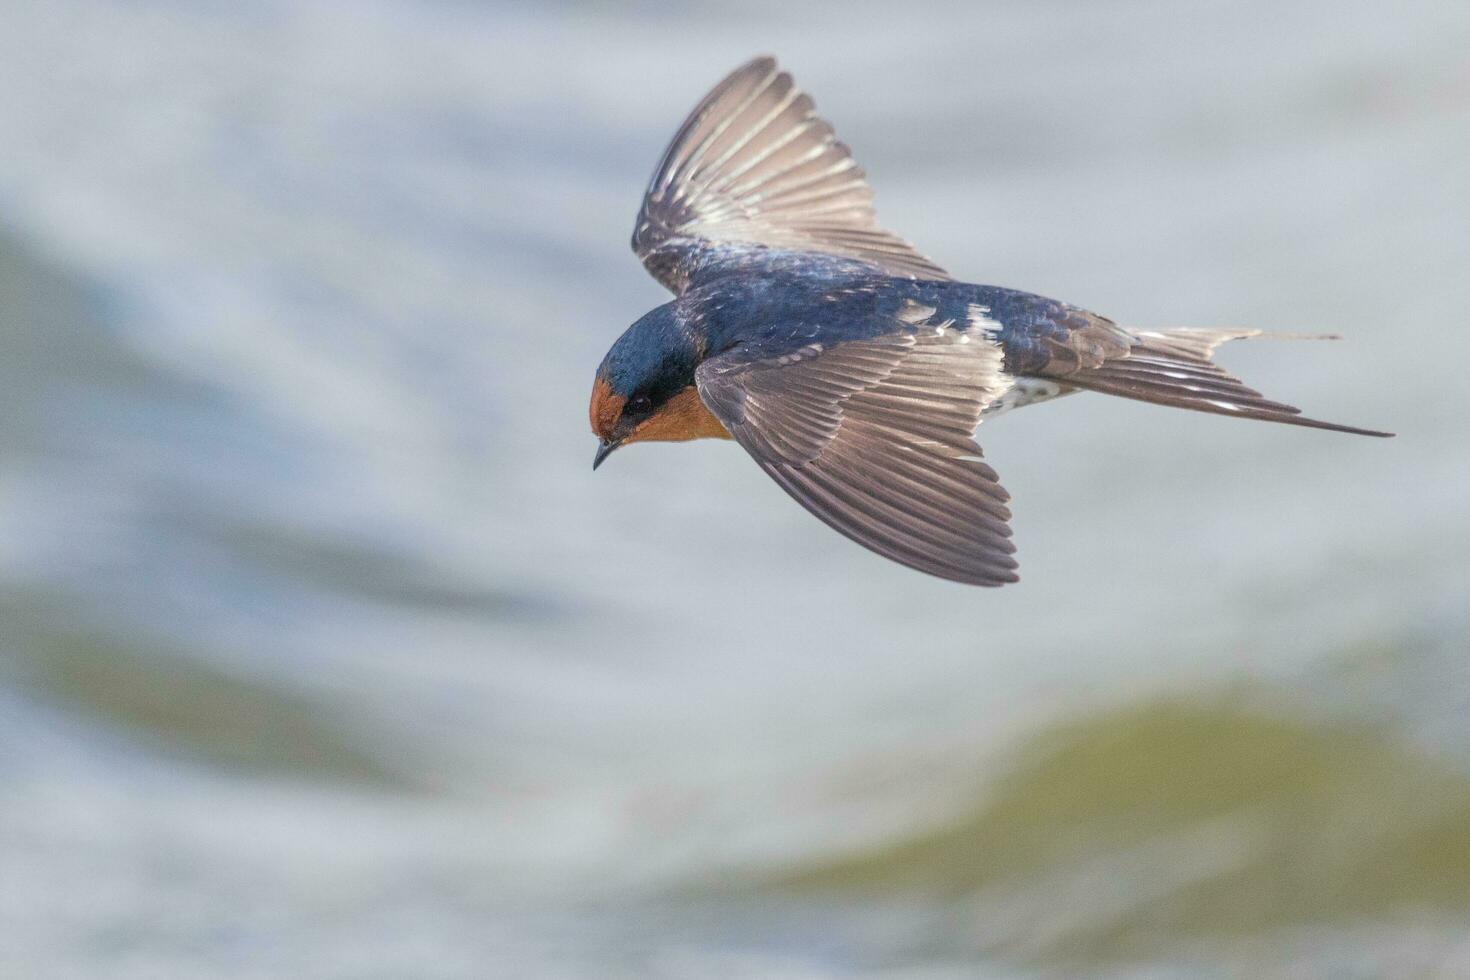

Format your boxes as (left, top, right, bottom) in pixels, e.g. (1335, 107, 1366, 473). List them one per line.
(777, 683, 1470, 967)
(2, 592, 410, 788)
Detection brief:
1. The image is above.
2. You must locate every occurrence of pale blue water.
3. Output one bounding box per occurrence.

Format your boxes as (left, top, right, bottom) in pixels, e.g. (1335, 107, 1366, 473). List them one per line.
(1, 2, 1468, 977)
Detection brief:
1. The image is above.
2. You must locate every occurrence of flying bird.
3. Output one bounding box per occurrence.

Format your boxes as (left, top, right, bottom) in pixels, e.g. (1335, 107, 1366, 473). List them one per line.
(590, 57, 1391, 586)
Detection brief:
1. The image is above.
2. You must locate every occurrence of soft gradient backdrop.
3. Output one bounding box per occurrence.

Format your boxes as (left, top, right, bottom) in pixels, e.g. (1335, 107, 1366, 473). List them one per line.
(1, 2, 1467, 977)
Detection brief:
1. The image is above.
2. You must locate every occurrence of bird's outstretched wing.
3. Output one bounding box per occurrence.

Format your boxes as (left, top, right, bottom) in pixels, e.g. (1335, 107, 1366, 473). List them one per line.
(633, 57, 949, 294)
(695, 322, 1018, 586)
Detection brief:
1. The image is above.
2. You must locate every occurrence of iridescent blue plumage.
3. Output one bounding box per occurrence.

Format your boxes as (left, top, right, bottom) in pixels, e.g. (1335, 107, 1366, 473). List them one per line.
(600, 255, 1122, 395)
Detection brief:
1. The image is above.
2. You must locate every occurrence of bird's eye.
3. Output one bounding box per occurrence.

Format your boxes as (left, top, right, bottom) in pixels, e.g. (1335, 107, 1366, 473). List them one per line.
(627, 394, 653, 415)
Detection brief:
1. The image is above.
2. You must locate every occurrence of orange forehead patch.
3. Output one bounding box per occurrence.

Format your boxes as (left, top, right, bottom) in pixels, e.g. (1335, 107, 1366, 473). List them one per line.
(589, 378, 624, 440)
(625, 386, 732, 445)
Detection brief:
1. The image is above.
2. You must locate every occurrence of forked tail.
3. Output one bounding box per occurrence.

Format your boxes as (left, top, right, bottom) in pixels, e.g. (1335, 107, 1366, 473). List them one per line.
(1065, 327, 1393, 437)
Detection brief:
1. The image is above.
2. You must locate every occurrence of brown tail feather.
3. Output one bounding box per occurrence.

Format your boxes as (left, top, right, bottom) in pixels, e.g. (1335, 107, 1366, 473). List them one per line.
(1067, 328, 1394, 438)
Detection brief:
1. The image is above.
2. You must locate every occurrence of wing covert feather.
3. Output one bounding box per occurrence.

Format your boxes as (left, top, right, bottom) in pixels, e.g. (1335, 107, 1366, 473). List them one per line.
(696, 325, 1019, 586)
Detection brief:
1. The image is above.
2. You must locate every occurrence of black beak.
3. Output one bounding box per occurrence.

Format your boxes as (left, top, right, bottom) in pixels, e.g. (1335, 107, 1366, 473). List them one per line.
(592, 439, 619, 471)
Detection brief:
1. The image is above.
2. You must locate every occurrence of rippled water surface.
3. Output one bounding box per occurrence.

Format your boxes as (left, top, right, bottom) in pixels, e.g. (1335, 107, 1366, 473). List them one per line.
(1, 2, 1468, 977)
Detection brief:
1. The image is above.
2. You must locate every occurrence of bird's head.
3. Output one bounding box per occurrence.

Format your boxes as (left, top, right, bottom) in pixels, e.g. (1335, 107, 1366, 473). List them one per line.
(589, 303, 728, 469)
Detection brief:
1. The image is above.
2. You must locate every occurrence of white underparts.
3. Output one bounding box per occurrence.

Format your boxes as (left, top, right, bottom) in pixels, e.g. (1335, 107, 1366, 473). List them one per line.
(982, 377, 1072, 419)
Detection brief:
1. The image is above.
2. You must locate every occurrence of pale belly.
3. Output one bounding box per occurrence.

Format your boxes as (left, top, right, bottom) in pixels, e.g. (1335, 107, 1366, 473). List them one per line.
(980, 377, 1075, 420)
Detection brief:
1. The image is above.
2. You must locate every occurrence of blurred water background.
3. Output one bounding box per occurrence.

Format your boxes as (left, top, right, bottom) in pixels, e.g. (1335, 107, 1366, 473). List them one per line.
(1, 2, 1467, 977)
